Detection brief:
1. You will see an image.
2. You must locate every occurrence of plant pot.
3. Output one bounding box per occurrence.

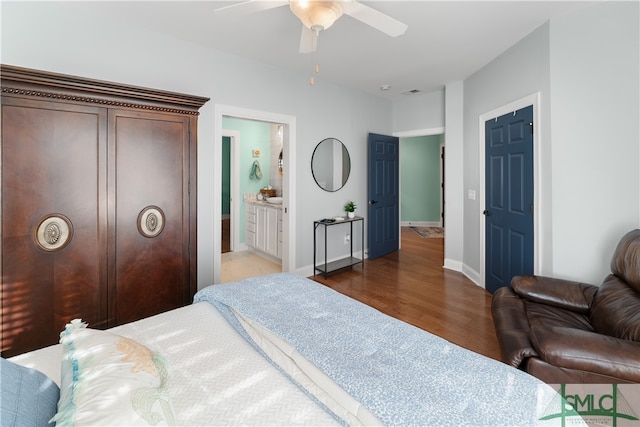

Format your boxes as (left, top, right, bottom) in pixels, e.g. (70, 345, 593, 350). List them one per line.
(347, 211, 355, 218)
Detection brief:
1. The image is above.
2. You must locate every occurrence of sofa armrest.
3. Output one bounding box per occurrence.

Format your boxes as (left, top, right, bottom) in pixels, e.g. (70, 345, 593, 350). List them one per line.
(511, 275, 598, 314)
(529, 326, 640, 383)
(491, 287, 538, 368)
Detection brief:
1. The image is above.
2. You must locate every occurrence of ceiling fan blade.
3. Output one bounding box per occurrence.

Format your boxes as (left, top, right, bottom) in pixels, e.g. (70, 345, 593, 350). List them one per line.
(213, 0, 288, 16)
(343, 1, 408, 37)
(299, 25, 318, 53)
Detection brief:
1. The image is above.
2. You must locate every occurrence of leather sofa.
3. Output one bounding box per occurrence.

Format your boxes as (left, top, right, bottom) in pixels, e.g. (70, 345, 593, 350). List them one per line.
(492, 229, 640, 383)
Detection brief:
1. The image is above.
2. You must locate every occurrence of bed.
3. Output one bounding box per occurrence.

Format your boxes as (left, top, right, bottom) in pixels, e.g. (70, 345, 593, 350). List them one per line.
(3, 273, 583, 426)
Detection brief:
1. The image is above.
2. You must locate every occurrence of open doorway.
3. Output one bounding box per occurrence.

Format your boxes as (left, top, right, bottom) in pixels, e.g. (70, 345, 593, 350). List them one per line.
(398, 132, 445, 243)
(220, 119, 283, 282)
(213, 105, 297, 284)
(399, 133, 444, 227)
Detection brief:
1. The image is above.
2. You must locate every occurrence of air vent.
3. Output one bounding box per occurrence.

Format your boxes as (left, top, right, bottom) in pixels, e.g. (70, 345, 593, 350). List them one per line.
(402, 89, 421, 95)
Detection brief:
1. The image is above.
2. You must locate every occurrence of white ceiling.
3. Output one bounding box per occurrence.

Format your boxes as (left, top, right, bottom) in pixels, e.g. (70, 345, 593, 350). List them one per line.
(66, 1, 597, 100)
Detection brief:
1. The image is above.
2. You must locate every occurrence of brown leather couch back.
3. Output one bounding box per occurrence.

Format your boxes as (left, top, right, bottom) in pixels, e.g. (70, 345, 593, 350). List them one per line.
(610, 228, 640, 292)
(590, 274, 640, 341)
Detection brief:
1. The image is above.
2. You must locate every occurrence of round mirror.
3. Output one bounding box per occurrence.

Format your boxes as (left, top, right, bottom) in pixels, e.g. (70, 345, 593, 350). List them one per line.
(311, 138, 351, 192)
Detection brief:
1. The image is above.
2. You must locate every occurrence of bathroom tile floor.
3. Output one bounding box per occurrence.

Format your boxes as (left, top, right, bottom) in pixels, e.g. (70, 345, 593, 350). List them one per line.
(221, 251, 281, 283)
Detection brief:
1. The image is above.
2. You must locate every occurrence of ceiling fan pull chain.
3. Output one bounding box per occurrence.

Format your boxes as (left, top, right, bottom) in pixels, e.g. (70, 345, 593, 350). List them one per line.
(310, 37, 320, 86)
(309, 58, 317, 86)
(309, 62, 319, 85)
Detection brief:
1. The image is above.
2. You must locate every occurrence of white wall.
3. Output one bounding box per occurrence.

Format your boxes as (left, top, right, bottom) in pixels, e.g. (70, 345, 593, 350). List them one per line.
(549, 1, 640, 282)
(3, 2, 638, 290)
(463, 22, 552, 283)
(395, 1, 639, 287)
(392, 89, 445, 133)
(460, 1, 639, 286)
(1, 2, 393, 289)
(443, 81, 465, 272)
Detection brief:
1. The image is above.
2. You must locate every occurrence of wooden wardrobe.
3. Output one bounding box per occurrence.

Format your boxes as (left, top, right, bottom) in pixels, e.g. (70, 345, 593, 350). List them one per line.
(1, 65, 209, 357)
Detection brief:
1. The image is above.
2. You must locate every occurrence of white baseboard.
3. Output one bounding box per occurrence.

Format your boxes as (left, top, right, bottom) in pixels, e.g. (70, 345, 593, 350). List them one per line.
(297, 265, 315, 277)
(298, 250, 367, 278)
(443, 258, 463, 272)
(301, 253, 486, 291)
(444, 259, 484, 289)
(462, 264, 483, 289)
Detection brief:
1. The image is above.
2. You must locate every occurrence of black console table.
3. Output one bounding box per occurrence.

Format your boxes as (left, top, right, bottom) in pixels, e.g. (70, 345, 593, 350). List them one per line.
(313, 216, 364, 278)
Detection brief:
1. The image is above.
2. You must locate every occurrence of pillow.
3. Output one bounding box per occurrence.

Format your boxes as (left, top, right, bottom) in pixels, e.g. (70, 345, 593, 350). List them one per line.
(1, 357, 60, 427)
(51, 319, 175, 426)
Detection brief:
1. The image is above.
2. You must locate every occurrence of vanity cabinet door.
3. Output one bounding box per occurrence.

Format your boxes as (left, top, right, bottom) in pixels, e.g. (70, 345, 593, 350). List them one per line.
(245, 203, 257, 248)
(265, 207, 279, 257)
(248, 204, 280, 259)
(255, 205, 267, 252)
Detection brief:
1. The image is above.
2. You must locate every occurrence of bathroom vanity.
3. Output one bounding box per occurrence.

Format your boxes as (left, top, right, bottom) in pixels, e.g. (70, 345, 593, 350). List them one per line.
(245, 200, 283, 261)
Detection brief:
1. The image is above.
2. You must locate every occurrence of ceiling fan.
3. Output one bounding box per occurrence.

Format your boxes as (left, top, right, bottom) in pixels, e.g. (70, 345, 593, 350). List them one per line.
(215, 0, 408, 53)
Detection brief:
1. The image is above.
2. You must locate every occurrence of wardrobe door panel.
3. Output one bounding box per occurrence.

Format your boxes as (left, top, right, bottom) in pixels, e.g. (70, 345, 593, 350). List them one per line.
(1, 98, 107, 357)
(112, 110, 191, 325)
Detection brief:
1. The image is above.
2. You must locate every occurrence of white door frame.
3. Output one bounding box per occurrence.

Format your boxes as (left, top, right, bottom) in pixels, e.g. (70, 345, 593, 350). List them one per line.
(478, 92, 542, 288)
(213, 104, 296, 284)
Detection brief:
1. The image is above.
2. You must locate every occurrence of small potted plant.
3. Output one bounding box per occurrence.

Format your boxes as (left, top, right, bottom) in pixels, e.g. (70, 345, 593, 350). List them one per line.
(344, 200, 357, 218)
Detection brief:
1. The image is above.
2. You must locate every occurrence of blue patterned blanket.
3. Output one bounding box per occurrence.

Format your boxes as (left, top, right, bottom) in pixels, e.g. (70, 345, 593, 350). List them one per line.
(194, 273, 568, 426)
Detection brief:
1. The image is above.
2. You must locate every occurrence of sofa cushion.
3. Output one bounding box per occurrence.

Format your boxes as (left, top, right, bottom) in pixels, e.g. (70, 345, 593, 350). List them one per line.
(526, 300, 594, 332)
(529, 326, 640, 383)
(590, 274, 640, 342)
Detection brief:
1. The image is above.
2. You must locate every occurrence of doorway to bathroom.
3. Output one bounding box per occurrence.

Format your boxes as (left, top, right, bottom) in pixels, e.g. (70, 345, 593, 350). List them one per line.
(220, 121, 284, 282)
(222, 118, 284, 255)
(213, 105, 296, 284)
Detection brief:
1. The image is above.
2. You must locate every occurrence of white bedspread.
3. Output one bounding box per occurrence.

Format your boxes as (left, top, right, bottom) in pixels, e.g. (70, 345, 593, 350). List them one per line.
(10, 273, 589, 426)
(196, 273, 587, 427)
(10, 302, 341, 426)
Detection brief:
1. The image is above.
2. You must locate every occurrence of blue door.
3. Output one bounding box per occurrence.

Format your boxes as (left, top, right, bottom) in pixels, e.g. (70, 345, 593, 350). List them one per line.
(485, 106, 534, 293)
(367, 133, 399, 259)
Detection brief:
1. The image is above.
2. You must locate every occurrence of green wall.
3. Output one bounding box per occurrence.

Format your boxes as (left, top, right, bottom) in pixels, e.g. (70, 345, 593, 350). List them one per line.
(400, 135, 443, 223)
(222, 117, 272, 244)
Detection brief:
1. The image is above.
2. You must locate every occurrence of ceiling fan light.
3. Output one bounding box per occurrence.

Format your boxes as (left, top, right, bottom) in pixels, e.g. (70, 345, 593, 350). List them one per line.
(290, 1, 344, 31)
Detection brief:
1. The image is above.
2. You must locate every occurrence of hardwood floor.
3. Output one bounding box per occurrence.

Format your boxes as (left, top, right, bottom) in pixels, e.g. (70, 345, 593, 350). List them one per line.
(222, 218, 230, 253)
(311, 227, 501, 361)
